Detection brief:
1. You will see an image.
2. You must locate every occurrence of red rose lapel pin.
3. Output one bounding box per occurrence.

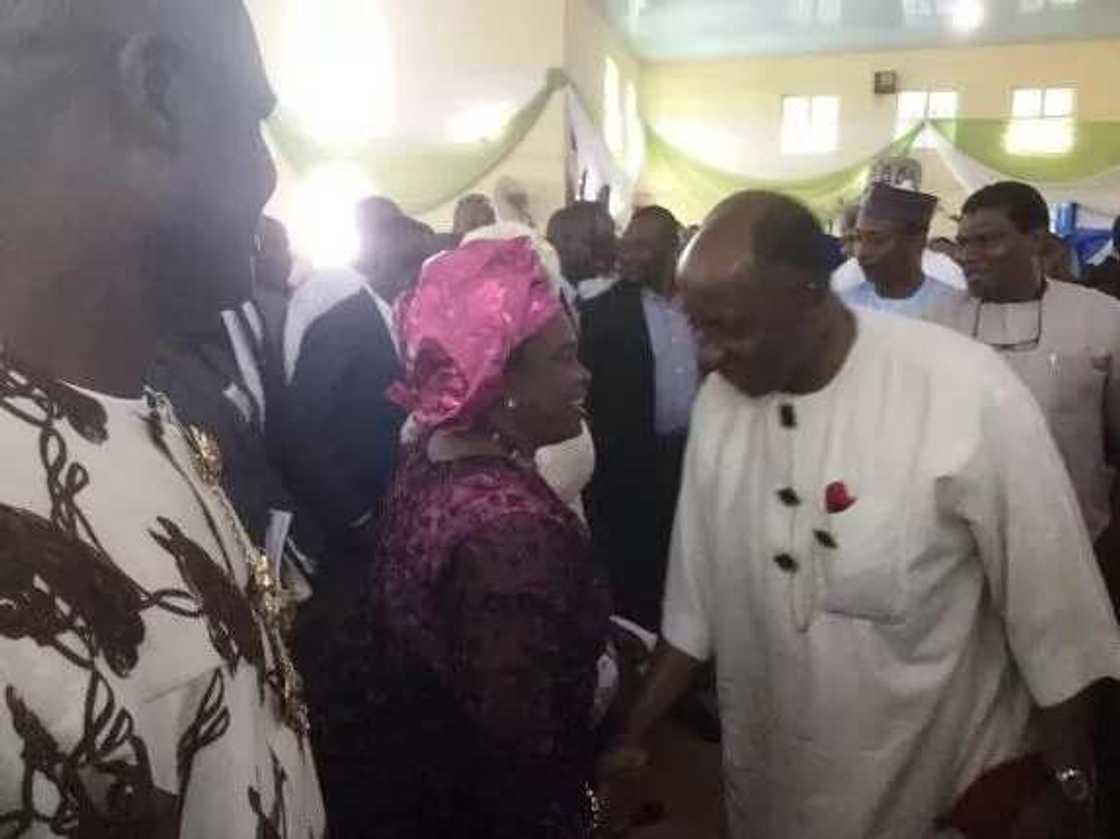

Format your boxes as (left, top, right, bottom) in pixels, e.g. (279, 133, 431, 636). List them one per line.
(824, 481, 857, 515)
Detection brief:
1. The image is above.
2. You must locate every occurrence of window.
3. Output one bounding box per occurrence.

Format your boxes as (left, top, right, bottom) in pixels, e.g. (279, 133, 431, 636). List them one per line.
(790, 0, 842, 24)
(603, 57, 624, 158)
(1020, 0, 1079, 11)
(781, 95, 840, 155)
(1006, 86, 1075, 154)
(896, 89, 958, 147)
(623, 81, 644, 177)
(902, 0, 934, 18)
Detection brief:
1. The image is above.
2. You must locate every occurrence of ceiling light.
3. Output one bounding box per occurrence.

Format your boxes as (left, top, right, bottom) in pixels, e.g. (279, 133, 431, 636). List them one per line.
(278, 0, 394, 144)
(949, 0, 986, 32)
(289, 164, 374, 268)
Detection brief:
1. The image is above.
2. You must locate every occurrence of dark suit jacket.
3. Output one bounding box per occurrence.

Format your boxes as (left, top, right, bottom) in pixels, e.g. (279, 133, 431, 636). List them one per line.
(148, 320, 302, 552)
(279, 288, 405, 555)
(580, 282, 685, 630)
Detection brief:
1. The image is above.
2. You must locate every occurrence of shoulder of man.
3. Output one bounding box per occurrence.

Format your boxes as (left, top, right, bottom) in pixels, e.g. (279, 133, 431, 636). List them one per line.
(838, 280, 872, 304)
(288, 267, 367, 322)
(585, 280, 643, 315)
(921, 249, 967, 289)
(860, 307, 1014, 396)
(921, 284, 971, 328)
(284, 267, 376, 382)
(830, 257, 864, 293)
(1048, 279, 1120, 341)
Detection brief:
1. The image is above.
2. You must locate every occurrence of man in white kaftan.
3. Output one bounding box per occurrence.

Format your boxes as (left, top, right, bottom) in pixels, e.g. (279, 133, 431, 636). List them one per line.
(926, 182, 1120, 542)
(665, 309, 1119, 837)
(602, 190, 1120, 839)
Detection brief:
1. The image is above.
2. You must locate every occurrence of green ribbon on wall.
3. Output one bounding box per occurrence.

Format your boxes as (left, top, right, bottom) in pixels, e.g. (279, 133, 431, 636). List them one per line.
(930, 119, 1120, 183)
(267, 64, 1120, 219)
(642, 124, 924, 222)
(267, 68, 570, 215)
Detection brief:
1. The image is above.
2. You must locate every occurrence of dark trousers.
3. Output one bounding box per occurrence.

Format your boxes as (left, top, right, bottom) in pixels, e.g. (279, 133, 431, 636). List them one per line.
(598, 434, 687, 633)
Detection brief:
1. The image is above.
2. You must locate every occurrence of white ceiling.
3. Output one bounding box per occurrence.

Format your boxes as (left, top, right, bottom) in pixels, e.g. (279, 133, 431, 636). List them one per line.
(600, 0, 1120, 61)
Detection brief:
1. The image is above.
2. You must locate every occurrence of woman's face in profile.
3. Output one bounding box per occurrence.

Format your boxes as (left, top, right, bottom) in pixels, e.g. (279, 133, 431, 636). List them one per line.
(504, 312, 590, 449)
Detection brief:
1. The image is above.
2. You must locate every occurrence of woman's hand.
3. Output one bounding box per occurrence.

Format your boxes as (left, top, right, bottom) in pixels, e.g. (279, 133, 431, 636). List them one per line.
(594, 744, 652, 837)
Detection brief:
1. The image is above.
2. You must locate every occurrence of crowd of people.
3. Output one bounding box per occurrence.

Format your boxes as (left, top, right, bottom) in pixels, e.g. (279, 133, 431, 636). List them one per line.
(4, 3, 1120, 839)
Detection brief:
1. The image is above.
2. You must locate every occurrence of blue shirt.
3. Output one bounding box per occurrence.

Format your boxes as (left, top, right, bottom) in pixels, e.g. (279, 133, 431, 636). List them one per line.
(841, 276, 958, 319)
(641, 289, 700, 436)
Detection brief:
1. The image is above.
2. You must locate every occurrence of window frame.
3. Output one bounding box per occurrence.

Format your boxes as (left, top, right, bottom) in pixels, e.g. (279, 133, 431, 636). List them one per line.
(780, 94, 841, 156)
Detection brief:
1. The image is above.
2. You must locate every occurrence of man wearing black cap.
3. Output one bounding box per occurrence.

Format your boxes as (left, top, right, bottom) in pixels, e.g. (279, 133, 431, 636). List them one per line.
(841, 183, 958, 317)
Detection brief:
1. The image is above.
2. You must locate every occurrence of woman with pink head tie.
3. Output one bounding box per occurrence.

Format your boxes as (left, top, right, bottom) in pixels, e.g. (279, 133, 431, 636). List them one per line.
(306, 237, 612, 838)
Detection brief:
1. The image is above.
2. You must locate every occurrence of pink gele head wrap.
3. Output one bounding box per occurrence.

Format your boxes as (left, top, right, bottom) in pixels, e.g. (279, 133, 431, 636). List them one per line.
(390, 236, 563, 430)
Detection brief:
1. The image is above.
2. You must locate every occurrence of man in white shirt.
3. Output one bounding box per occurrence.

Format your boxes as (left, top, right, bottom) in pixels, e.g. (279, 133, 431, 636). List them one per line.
(841, 183, 959, 318)
(834, 245, 966, 292)
(0, 1, 324, 835)
(601, 190, 1120, 839)
(927, 182, 1120, 547)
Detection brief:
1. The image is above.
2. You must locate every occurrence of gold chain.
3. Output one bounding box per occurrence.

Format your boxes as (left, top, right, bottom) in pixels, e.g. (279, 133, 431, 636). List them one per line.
(154, 392, 309, 736)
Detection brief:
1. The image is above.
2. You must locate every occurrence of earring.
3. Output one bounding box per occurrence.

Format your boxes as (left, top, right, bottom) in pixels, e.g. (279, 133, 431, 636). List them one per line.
(504, 396, 518, 411)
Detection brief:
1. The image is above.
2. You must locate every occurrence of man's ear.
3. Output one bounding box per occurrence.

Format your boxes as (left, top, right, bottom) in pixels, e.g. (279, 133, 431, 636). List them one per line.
(115, 33, 183, 149)
(1026, 228, 1050, 259)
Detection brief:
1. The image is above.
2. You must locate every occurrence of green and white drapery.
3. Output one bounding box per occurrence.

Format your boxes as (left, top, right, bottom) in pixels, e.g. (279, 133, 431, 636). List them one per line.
(267, 64, 1120, 222)
(642, 124, 925, 223)
(642, 118, 1120, 223)
(267, 68, 571, 216)
(926, 120, 1120, 221)
(269, 67, 645, 220)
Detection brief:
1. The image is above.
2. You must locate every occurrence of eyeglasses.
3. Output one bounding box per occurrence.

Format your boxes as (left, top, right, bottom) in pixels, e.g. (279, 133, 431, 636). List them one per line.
(971, 298, 1043, 352)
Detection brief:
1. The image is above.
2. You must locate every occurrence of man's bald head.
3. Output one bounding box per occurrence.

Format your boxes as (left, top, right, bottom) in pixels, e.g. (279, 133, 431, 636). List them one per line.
(680, 191, 844, 398)
(683, 190, 833, 294)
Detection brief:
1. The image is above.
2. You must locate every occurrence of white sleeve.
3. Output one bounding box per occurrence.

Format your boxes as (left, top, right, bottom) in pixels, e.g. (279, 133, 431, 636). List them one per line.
(951, 363, 1120, 707)
(660, 391, 716, 661)
(923, 249, 968, 289)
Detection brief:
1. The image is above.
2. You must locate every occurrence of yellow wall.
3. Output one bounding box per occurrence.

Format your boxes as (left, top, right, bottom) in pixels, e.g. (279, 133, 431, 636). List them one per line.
(640, 38, 1120, 226)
